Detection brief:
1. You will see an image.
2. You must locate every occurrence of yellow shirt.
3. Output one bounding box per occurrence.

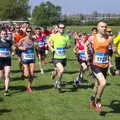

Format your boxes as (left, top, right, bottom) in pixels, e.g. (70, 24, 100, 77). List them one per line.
(113, 34, 120, 57)
(48, 33, 71, 59)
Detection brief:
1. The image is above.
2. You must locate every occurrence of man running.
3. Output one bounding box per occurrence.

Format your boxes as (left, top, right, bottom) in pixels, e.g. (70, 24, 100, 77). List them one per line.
(87, 21, 113, 112)
(48, 23, 71, 92)
(112, 32, 120, 75)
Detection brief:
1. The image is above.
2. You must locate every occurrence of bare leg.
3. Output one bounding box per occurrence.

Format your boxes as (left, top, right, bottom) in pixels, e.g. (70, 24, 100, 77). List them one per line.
(4, 66, 10, 91)
(28, 63, 35, 89)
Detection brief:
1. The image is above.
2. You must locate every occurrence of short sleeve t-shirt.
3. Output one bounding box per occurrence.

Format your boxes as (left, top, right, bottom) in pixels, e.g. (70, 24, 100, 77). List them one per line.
(113, 34, 120, 57)
(48, 33, 71, 59)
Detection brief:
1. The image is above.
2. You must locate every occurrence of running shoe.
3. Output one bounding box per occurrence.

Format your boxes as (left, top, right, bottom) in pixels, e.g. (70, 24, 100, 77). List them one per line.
(26, 87, 32, 93)
(60, 81, 65, 86)
(4, 90, 10, 96)
(54, 81, 58, 88)
(54, 81, 62, 93)
(95, 102, 103, 112)
(73, 77, 81, 87)
(40, 68, 44, 74)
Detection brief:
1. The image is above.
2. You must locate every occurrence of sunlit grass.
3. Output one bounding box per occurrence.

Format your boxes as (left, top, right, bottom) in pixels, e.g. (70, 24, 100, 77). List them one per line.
(0, 26, 120, 120)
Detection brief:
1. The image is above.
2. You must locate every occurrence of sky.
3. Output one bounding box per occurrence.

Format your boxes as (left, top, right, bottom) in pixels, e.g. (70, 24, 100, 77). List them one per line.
(30, 0, 120, 14)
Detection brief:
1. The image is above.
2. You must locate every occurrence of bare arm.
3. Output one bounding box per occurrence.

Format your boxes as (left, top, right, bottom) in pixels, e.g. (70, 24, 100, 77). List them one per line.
(47, 40, 55, 52)
(17, 37, 26, 50)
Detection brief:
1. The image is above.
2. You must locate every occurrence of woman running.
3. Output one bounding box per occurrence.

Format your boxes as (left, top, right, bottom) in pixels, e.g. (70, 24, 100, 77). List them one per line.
(0, 29, 12, 96)
(73, 32, 89, 87)
(17, 27, 35, 93)
(34, 27, 46, 74)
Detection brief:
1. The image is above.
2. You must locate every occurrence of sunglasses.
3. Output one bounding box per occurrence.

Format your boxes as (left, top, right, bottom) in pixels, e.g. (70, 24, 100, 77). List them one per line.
(26, 31, 32, 33)
(59, 27, 65, 29)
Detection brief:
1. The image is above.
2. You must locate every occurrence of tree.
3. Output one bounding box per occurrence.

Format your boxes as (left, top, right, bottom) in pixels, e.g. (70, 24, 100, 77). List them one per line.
(0, 0, 30, 20)
(32, 1, 61, 26)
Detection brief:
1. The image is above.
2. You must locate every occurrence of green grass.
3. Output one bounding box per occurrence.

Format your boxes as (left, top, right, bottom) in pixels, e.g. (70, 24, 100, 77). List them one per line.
(66, 26, 120, 35)
(0, 26, 120, 120)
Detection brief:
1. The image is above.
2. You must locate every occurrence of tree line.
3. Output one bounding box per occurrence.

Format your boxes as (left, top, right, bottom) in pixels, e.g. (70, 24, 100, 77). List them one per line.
(0, 0, 120, 26)
(0, 0, 30, 20)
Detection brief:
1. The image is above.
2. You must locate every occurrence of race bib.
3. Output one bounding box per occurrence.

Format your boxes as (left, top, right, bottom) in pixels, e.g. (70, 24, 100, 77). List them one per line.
(0, 48, 10, 57)
(38, 41, 45, 48)
(22, 49, 34, 60)
(95, 52, 109, 64)
(79, 51, 86, 60)
(56, 48, 66, 56)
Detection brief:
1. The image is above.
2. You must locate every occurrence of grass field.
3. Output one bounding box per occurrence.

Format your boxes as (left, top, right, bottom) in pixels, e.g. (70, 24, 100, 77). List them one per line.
(0, 26, 120, 120)
(66, 26, 120, 35)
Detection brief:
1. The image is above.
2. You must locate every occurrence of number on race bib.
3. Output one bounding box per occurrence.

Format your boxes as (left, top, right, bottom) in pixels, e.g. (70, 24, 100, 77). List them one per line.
(79, 51, 86, 61)
(38, 41, 45, 48)
(22, 53, 34, 60)
(0, 48, 10, 57)
(95, 52, 109, 64)
(56, 48, 66, 56)
(22, 49, 35, 61)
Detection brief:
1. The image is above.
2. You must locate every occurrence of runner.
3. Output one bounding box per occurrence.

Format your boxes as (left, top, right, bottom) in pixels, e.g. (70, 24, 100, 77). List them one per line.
(112, 32, 120, 75)
(48, 23, 71, 92)
(13, 25, 25, 78)
(34, 27, 46, 74)
(51, 25, 58, 34)
(20, 22, 29, 33)
(73, 32, 89, 87)
(87, 21, 113, 112)
(106, 28, 114, 75)
(49, 25, 59, 62)
(17, 27, 35, 93)
(0, 29, 12, 96)
(91, 27, 97, 36)
(88, 27, 98, 79)
(41, 26, 52, 64)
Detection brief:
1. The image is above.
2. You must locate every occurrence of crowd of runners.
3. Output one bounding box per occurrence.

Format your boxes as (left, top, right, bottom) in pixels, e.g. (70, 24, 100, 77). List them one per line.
(0, 21, 120, 112)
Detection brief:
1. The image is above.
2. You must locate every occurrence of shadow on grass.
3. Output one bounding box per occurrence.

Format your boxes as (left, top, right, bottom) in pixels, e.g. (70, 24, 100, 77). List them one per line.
(99, 100, 120, 116)
(0, 109, 12, 115)
(66, 80, 93, 89)
(58, 81, 92, 93)
(64, 70, 79, 74)
(0, 97, 4, 102)
(11, 70, 21, 73)
(61, 87, 78, 93)
(32, 84, 53, 91)
(9, 85, 54, 94)
(67, 58, 76, 61)
(11, 77, 21, 81)
(11, 75, 38, 82)
(9, 85, 26, 94)
(114, 84, 120, 86)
